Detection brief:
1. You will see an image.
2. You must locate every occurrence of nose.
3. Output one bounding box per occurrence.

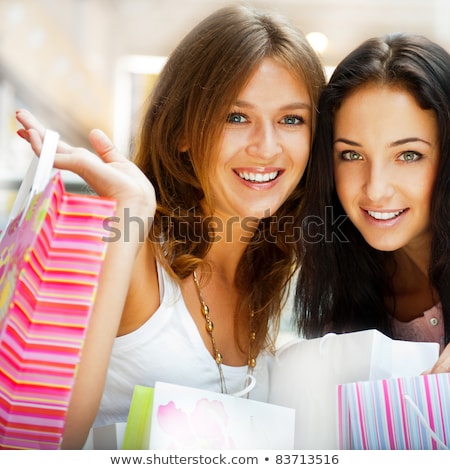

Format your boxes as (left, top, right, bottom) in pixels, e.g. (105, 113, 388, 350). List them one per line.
(363, 161, 395, 202)
(246, 122, 282, 160)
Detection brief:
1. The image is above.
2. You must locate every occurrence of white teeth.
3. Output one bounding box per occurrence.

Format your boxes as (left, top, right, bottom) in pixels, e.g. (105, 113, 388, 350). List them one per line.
(367, 209, 404, 220)
(238, 171, 279, 182)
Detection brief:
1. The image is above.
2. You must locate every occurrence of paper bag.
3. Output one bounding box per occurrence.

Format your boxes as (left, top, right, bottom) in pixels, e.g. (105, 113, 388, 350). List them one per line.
(269, 330, 439, 449)
(338, 372, 450, 449)
(83, 422, 127, 450)
(123, 382, 295, 450)
(0, 130, 116, 449)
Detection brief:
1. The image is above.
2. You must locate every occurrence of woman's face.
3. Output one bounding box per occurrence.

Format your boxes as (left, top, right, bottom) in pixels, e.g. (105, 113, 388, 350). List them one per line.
(333, 83, 439, 254)
(209, 57, 312, 222)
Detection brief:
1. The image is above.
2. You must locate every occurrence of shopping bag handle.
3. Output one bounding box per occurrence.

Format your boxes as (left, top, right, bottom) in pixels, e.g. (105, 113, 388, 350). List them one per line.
(7, 129, 59, 224)
(403, 394, 449, 449)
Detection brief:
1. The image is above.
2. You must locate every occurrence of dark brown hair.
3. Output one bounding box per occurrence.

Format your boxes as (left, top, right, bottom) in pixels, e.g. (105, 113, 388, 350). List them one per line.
(296, 33, 450, 344)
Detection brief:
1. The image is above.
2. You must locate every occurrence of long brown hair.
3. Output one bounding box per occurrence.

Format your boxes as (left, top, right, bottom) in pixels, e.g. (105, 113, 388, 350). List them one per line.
(133, 5, 325, 353)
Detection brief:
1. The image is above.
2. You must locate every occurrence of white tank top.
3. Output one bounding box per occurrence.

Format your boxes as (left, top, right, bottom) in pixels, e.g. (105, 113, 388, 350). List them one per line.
(93, 262, 272, 427)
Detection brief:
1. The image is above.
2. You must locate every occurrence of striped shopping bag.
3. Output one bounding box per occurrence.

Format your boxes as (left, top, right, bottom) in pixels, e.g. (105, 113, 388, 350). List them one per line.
(0, 130, 116, 449)
(338, 373, 450, 449)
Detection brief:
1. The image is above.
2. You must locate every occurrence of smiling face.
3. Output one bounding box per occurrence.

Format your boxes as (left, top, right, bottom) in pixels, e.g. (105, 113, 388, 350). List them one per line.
(209, 57, 312, 221)
(333, 83, 439, 254)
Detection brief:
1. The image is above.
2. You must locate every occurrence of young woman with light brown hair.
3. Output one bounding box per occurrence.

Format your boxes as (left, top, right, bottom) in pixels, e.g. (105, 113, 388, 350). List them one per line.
(17, 4, 325, 448)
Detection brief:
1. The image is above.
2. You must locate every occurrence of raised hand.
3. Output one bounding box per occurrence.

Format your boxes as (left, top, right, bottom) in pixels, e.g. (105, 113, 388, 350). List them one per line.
(16, 109, 156, 237)
(16, 109, 160, 448)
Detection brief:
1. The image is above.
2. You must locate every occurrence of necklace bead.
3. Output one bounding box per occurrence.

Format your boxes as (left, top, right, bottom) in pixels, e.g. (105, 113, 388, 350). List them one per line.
(193, 270, 256, 395)
(205, 319, 214, 333)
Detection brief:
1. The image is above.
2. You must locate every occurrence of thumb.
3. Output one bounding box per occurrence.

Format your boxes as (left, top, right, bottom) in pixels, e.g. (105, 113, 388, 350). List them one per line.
(88, 129, 125, 163)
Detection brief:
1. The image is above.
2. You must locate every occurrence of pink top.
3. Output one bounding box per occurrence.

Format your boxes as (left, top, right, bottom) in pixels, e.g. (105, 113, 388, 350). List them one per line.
(391, 304, 445, 353)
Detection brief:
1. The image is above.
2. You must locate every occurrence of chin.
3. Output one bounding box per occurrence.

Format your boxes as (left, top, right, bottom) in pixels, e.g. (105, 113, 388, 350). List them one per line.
(254, 209, 276, 220)
(364, 239, 401, 253)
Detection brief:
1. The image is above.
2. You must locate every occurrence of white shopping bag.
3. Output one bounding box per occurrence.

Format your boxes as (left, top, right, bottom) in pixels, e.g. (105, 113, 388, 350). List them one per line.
(122, 381, 295, 450)
(269, 329, 439, 449)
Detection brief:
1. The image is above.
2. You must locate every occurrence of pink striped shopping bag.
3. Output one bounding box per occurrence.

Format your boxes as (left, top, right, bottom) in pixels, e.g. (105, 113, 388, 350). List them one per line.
(338, 373, 450, 449)
(0, 130, 116, 449)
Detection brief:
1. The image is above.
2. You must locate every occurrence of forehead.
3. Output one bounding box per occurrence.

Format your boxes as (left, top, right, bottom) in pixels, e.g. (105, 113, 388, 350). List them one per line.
(334, 83, 438, 141)
(236, 57, 311, 104)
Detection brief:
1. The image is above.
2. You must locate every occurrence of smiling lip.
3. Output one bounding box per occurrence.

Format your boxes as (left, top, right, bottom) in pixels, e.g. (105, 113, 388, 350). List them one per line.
(364, 208, 407, 221)
(235, 168, 281, 183)
(233, 168, 283, 189)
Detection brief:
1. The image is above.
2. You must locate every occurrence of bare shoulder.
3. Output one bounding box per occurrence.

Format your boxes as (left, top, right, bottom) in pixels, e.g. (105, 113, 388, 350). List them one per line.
(117, 239, 160, 336)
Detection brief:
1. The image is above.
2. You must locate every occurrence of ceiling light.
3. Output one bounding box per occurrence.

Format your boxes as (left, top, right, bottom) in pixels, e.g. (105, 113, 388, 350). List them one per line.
(306, 32, 328, 54)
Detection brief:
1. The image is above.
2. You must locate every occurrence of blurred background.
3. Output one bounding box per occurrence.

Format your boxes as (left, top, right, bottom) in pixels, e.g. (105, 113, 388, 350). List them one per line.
(1, 0, 449, 219)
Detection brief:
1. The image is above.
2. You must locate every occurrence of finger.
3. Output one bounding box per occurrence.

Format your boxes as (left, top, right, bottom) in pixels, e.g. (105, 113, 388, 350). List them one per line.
(16, 109, 46, 137)
(17, 128, 31, 142)
(20, 127, 73, 158)
(429, 357, 450, 374)
(17, 113, 75, 156)
(52, 149, 105, 181)
(20, 126, 97, 177)
(27, 128, 44, 155)
(88, 129, 127, 163)
(430, 365, 450, 374)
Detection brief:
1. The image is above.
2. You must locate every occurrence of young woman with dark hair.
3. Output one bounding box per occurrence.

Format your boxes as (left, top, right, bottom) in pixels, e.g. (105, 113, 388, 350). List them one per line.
(296, 32, 450, 372)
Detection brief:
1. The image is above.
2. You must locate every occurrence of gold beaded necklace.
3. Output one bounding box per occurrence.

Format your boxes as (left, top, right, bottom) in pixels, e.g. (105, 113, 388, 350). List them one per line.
(193, 270, 256, 395)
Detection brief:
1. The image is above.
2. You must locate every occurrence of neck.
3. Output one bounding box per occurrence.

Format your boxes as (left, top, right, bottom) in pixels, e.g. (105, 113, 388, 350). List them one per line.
(205, 212, 259, 282)
(394, 235, 432, 280)
(390, 238, 438, 320)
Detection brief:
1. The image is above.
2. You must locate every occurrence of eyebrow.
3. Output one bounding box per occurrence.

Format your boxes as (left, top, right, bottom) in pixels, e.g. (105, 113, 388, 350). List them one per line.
(234, 100, 311, 111)
(389, 137, 432, 147)
(333, 138, 361, 146)
(333, 137, 432, 147)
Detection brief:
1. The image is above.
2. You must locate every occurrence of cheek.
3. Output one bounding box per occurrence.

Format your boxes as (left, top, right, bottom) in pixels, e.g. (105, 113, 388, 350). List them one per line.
(416, 181, 435, 213)
(402, 164, 436, 210)
(294, 153, 310, 177)
(424, 166, 439, 202)
(294, 132, 311, 157)
(333, 164, 346, 194)
(334, 166, 357, 208)
(292, 137, 312, 174)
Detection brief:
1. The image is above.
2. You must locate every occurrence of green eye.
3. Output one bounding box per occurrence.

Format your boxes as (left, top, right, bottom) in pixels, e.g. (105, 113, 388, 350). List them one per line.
(400, 151, 421, 162)
(341, 150, 362, 160)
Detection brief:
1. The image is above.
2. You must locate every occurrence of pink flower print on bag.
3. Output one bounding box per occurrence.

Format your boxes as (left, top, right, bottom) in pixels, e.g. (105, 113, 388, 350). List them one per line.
(157, 398, 235, 449)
